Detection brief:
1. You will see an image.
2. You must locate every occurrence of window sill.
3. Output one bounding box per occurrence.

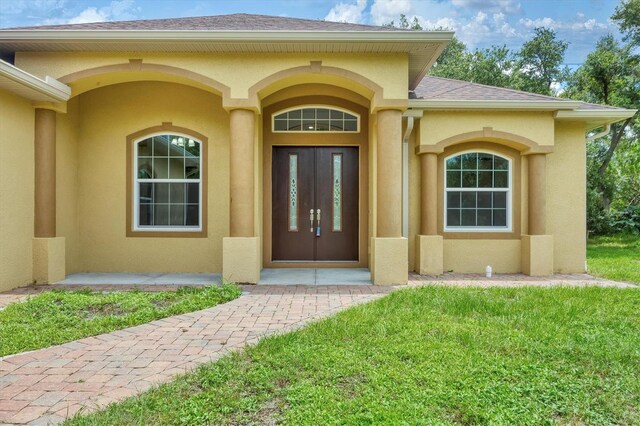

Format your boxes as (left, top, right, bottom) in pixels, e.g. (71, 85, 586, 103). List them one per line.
(126, 229, 207, 238)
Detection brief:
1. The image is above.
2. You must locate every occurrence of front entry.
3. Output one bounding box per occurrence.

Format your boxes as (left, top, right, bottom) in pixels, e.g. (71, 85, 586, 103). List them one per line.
(272, 146, 359, 261)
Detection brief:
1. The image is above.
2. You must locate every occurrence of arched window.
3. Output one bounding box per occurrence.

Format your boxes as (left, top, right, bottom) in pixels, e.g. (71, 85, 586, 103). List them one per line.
(134, 133, 202, 231)
(272, 106, 359, 132)
(444, 151, 511, 231)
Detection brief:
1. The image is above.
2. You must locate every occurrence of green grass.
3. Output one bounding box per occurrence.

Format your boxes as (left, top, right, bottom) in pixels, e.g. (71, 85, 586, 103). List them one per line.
(588, 234, 640, 284)
(0, 284, 241, 357)
(68, 286, 640, 425)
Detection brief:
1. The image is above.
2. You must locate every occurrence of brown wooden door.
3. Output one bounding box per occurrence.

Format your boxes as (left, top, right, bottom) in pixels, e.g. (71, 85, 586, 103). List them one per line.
(272, 146, 359, 261)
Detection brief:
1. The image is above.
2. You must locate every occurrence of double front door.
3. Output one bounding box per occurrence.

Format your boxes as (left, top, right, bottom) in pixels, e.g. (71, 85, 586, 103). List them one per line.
(272, 146, 359, 261)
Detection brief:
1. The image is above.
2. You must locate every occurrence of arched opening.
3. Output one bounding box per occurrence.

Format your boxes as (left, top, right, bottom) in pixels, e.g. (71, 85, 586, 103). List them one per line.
(260, 82, 371, 269)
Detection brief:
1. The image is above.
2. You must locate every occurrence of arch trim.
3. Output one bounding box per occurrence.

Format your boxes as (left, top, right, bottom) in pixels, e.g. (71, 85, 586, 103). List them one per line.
(58, 61, 231, 99)
(415, 127, 554, 156)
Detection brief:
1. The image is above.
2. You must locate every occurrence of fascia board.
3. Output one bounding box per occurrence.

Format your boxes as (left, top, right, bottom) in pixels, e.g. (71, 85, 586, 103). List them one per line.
(555, 109, 637, 120)
(409, 99, 583, 110)
(0, 60, 71, 101)
(0, 30, 455, 45)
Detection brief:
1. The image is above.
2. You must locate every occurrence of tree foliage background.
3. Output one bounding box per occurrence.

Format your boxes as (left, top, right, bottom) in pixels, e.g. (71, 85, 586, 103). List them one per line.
(389, 0, 640, 234)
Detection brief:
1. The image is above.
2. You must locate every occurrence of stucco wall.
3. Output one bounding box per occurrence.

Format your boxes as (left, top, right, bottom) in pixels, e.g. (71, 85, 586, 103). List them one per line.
(419, 111, 555, 147)
(549, 121, 587, 273)
(412, 111, 587, 274)
(0, 90, 34, 291)
(74, 81, 228, 272)
(15, 52, 409, 101)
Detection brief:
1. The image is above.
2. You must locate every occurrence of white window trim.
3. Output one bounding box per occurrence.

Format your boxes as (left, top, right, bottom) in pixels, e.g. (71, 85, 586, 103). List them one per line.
(443, 150, 513, 233)
(133, 132, 203, 232)
(272, 104, 360, 133)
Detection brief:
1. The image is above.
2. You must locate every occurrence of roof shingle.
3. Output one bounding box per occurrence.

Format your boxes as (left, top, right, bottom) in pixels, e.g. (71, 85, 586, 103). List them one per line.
(413, 76, 624, 110)
(2, 13, 405, 31)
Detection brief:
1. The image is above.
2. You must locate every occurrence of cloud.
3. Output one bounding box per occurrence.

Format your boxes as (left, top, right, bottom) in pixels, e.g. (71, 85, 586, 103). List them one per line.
(370, 0, 412, 25)
(437, 0, 521, 15)
(0, 0, 66, 15)
(41, 0, 140, 25)
(519, 13, 609, 32)
(325, 0, 368, 23)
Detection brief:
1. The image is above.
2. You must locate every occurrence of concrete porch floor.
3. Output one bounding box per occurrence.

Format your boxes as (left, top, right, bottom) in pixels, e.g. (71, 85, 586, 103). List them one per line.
(56, 268, 372, 286)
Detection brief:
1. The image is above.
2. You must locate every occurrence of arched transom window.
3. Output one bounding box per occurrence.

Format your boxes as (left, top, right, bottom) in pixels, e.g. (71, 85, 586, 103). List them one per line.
(134, 134, 202, 231)
(273, 106, 359, 132)
(445, 151, 511, 231)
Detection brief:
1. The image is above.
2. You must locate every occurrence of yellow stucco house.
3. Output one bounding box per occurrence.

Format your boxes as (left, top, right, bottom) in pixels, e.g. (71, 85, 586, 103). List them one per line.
(0, 14, 635, 290)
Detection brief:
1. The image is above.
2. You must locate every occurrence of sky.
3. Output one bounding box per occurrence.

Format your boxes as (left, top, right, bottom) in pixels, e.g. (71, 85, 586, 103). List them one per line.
(0, 0, 625, 65)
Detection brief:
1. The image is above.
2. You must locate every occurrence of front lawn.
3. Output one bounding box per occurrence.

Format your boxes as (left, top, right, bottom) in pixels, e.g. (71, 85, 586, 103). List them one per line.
(68, 286, 640, 425)
(588, 234, 640, 284)
(0, 284, 241, 357)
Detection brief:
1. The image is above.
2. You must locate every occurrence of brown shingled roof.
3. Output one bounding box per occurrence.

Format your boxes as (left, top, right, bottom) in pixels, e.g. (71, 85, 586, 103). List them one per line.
(3, 13, 404, 31)
(413, 75, 624, 110)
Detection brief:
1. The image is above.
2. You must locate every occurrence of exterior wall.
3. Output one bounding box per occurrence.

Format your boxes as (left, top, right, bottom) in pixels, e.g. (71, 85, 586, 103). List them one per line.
(15, 52, 409, 101)
(444, 240, 522, 273)
(57, 97, 81, 273)
(413, 110, 585, 274)
(0, 90, 34, 291)
(549, 121, 587, 273)
(74, 81, 228, 272)
(419, 111, 555, 147)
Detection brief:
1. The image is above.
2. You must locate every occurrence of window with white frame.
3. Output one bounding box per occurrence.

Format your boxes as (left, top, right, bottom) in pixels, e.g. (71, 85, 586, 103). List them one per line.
(444, 151, 511, 231)
(273, 106, 359, 132)
(134, 134, 201, 231)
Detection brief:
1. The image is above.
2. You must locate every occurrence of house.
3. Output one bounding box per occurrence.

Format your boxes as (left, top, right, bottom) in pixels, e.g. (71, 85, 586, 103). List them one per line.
(0, 14, 635, 289)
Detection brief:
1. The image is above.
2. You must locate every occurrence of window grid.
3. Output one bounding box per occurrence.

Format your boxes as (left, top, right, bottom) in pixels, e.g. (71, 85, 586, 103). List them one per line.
(444, 152, 511, 232)
(273, 107, 359, 132)
(134, 134, 202, 231)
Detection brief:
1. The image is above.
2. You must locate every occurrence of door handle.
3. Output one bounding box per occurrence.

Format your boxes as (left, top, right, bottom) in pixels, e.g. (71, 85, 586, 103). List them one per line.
(315, 209, 321, 236)
(309, 209, 314, 232)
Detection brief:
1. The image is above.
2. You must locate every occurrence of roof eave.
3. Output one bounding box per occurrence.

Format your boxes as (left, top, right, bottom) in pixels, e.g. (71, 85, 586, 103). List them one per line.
(0, 60, 71, 102)
(408, 99, 583, 111)
(0, 29, 455, 43)
(555, 109, 638, 130)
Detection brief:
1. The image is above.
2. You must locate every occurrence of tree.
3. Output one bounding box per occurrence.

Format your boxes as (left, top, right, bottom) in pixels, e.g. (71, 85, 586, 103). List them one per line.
(430, 37, 514, 88)
(384, 14, 422, 30)
(564, 34, 640, 220)
(565, 35, 639, 180)
(612, 0, 640, 45)
(512, 27, 569, 95)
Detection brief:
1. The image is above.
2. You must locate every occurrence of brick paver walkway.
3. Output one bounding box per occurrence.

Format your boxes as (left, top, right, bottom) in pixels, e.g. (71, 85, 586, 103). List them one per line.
(0, 285, 391, 425)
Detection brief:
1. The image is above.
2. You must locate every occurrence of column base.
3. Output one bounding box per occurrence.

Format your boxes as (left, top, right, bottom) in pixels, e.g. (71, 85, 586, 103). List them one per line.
(371, 237, 408, 285)
(223, 237, 261, 284)
(521, 235, 554, 276)
(415, 235, 444, 275)
(33, 237, 66, 284)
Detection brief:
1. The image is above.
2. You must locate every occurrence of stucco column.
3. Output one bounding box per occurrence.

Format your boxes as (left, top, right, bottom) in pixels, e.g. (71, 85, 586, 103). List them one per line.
(522, 153, 553, 276)
(416, 151, 444, 275)
(372, 109, 407, 285)
(376, 109, 403, 237)
(420, 153, 438, 235)
(528, 153, 546, 235)
(33, 107, 65, 284)
(224, 108, 260, 284)
(229, 108, 255, 237)
(34, 108, 56, 238)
